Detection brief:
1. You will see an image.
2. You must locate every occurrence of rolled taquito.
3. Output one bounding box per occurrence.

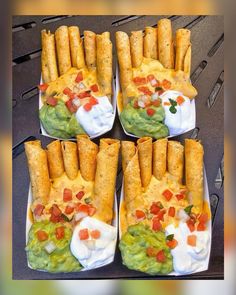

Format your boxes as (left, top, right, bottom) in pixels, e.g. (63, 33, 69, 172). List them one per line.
(175, 28, 191, 71)
(94, 138, 120, 224)
(46, 140, 64, 179)
(153, 138, 167, 180)
(144, 27, 158, 60)
(68, 26, 85, 69)
(76, 135, 98, 181)
(43, 30, 58, 81)
(55, 26, 71, 75)
(130, 30, 143, 68)
(185, 139, 204, 214)
(41, 30, 50, 83)
(121, 141, 136, 172)
(24, 140, 51, 204)
(137, 137, 153, 188)
(84, 30, 96, 69)
(167, 141, 184, 183)
(157, 18, 174, 69)
(61, 141, 78, 180)
(96, 32, 112, 97)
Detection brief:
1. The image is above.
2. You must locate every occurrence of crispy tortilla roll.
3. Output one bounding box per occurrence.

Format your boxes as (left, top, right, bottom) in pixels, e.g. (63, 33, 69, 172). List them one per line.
(94, 139, 120, 223)
(185, 139, 204, 214)
(61, 141, 78, 180)
(137, 137, 153, 188)
(153, 138, 167, 180)
(68, 26, 85, 69)
(184, 45, 191, 77)
(144, 27, 158, 60)
(55, 26, 71, 75)
(167, 141, 184, 183)
(130, 31, 143, 68)
(175, 29, 191, 71)
(96, 32, 112, 97)
(41, 30, 50, 83)
(76, 135, 98, 181)
(44, 31, 58, 81)
(46, 140, 64, 179)
(121, 141, 136, 172)
(84, 30, 96, 69)
(157, 18, 174, 69)
(24, 140, 51, 204)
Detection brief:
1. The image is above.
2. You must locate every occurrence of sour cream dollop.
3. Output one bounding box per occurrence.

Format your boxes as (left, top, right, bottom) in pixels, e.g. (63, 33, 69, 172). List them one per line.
(76, 96, 114, 137)
(160, 90, 195, 136)
(166, 222, 210, 275)
(70, 217, 117, 270)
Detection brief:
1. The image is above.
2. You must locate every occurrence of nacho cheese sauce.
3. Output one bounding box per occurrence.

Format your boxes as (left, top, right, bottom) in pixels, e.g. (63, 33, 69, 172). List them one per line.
(70, 217, 117, 269)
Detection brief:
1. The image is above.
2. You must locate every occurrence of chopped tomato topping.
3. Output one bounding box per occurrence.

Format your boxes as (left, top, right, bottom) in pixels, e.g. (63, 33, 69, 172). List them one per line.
(83, 103, 92, 111)
(162, 189, 173, 201)
(162, 79, 171, 89)
(77, 204, 90, 215)
(167, 238, 178, 249)
(175, 193, 185, 201)
(146, 108, 156, 116)
(46, 96, 58, 106)
(50, 204, 62, 217)
(133, 76, 147, 85)
(164, 102, 171, 106)
(146, 247, 157, 257)
(63, 87, 72, 96)
(75, 71, 83, 83)
(90, 84, 99, 92)
(91, 229, 101, 239)
(150, 202, 161, 215)
(55, 226, 65, 240)
(79, 228, 89, 240)
(135, 210, 146, 220)
(147, 74, 155, 81)
(197, 222, 206, 231)
(50, 214, 62, 223)
(133, 100, 139, 109)
(152, 217, 162, 231)
(76, 191, 85, 200)
(187, 234, 197, 247)
(89, 96, 98, 105)
(168, 207, 175, 217)
(38, 83, 48, 92)
(152, 99, 161, 107)
(78, 91, 91, 99)
(186, 218, 195, 232)
(156, 250, 166, 262)
(138, 86, 153, 96)
(63, 188, 72, 202)
(88, 205, 96, 216)
(34, 204, 45, 216)
(157, 209, 166, 221)
(64, 206, 74, 215)
(65, 99, 77, 113)
(176, 95, 185, 105)
(36, 230, 48, 241)
(198, 213, 208, 224)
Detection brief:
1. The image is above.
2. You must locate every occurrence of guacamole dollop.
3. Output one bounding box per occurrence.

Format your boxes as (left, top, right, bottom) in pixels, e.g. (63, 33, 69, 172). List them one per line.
(119, 224, 173, 275)
(25, 221, 82, 273)
(39, 100, 86, 139)
(120, 101, 169, 139)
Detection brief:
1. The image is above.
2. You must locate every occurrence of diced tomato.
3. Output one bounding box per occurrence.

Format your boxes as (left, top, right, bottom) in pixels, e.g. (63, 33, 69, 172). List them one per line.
(152, 217, 162, 231)
(162, 79, 171, 90)
(63, 188, 72, 202)
(91, 229, 101, 239)
(89, 96, 98, 105)
(75, 71, 83, 83)
(150, 202, 161, 215)
(78, 91, 91, 99)
(64, 206, 74, 215)
(197, 222, 206, 231)
(186, 218, 195, 232)
(133, 100, 139, 109)
(90, 84, 99, 92)
(38, 83, 48, 92)
(152, 99, 161, 107)
(133, 76, 147, 85)
(36, 230, 48, 241)
(156, 250, 166, 262)
(83, 103, 92, 111)
(46, 96, 58, 106)
(162, 189, 173, 201)
(146, 108, 156, 116)
(198, 213, 208, 224)
(76, 191, 85, 200)
(63, 87, 72, 96)
(168, 207, 175, 217)
(157, 209, 166, 221)
(135, 210, 146, 220)
(164, 102, 171, 106)
(176, 95, 185, 105)
(167, 238, 178, 249)
(138, 86, 153, 96)
(77, 204, 90, 215)
(34, 204, 45, 216)
(65, 99, 77, 113)
(55, 226, 65, 240)
(50, 214, 62, 223)
(50, 204, 62, 217)
(147, 74, 155, 82)
(146, 247, 157, 257)
(79, 228, 89, 240)
(88, 205, 96, 216)
(175, 193, 185, 201)
(187, 234, 197, 247)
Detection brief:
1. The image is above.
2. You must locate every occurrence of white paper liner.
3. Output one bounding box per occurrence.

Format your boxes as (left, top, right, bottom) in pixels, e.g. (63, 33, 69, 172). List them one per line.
(119, 167, 212, 276)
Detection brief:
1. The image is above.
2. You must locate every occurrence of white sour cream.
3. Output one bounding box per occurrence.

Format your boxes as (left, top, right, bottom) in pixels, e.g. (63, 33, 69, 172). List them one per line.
(165, 222, 210, 275)
(160, 90, 194, 136)
(76, 96, 114, 137)
(70, 217, 117, 270)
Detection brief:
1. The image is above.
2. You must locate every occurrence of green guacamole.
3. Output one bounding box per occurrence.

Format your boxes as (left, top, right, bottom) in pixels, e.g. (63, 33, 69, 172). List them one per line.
(25, 221, 82, 273)
(119, 224, 173, 275)
(39, 100, 86, 139)
(120, 101, 169, 139)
